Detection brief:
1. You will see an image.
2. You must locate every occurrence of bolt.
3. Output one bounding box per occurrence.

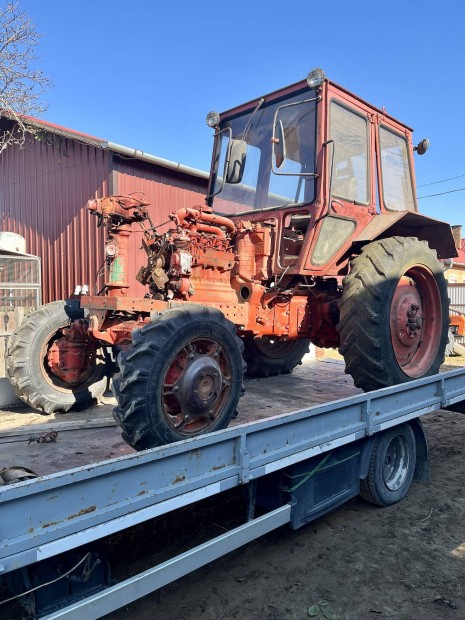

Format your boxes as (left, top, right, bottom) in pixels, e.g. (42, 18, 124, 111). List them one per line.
(188, 353, 195, 360)
(173, 386, 179, 392)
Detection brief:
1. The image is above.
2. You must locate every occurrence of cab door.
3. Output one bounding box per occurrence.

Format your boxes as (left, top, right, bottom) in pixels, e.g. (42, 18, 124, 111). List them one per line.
(305, 91, 376, 274)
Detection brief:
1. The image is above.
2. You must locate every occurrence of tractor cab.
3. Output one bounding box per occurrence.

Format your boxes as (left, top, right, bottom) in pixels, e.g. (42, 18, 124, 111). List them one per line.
(206, 68, 454, 276)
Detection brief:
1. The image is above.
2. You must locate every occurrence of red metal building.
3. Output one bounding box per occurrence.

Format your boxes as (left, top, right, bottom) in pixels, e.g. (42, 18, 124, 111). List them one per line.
(0, 116, 209, 303)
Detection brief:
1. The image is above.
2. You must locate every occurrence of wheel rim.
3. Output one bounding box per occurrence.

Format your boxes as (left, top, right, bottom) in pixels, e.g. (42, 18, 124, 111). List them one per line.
(390, 266, 442, 377)
(382, 434, 410, 491)
(161, 337, 233, 435)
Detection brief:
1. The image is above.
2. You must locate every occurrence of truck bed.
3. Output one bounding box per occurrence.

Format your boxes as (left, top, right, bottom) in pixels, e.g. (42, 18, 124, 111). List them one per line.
(0, 359, 360, 477)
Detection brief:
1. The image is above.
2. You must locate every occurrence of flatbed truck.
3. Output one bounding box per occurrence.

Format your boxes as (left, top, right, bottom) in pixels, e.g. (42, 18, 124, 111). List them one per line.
(1, 360, 465, 619)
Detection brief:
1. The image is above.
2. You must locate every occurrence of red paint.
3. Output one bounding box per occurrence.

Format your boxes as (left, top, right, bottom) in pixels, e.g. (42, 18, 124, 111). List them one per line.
(390, 268, 442, 377)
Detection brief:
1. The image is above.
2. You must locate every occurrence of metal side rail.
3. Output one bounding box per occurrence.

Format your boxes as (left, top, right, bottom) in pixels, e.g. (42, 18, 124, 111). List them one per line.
(1, 367, 465, 617)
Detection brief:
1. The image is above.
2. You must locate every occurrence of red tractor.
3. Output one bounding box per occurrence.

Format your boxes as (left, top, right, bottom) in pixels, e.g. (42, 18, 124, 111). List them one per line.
(7, 69, 455, 449)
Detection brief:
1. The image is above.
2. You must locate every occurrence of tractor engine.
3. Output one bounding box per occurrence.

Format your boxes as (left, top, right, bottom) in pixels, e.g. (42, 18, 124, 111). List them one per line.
(136, 206, 274, 307)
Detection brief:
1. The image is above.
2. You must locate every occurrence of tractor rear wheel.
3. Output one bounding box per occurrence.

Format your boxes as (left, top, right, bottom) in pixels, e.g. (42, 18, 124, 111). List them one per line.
(337, 237, 449, 391)
(113, 305, 246, 450)
(242, 336, 311, 378)
(7, 301, 109, 413)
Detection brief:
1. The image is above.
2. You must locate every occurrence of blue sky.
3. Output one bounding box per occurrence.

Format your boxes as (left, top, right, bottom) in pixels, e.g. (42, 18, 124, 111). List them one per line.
(20, 0, 465, 229)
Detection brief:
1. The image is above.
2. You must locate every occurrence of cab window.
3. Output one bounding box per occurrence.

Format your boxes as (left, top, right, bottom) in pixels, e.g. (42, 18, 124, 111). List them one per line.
(379, 126, 415, 212)
(329, 102, 369, 204)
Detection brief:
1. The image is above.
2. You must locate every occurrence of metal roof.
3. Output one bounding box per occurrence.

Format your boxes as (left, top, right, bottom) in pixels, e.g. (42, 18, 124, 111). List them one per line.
(1, 112, 209, 180)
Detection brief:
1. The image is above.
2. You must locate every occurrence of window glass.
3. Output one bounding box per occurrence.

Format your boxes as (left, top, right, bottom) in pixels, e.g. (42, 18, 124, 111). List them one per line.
(210, 91, 317, 215)
(312, 216, 356, 265)
(330, 102, 369, 204)
(379, 127, 415, 212)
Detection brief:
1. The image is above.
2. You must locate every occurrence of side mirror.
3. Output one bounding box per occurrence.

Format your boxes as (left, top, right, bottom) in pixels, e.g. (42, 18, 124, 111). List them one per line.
(272, 119, 287, 168)
(225, 139, 247, 184)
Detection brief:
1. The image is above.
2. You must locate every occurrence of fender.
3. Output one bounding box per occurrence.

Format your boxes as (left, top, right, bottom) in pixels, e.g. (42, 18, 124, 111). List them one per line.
(353, 212, 457, 260)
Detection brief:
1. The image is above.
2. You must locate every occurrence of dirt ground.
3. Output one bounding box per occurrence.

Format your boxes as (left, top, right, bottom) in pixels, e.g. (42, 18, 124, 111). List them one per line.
(2, 356, 465, 620)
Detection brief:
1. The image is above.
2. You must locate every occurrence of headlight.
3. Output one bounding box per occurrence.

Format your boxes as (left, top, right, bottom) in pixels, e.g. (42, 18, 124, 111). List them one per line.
(206, 111, 220, 128)
(306, 68, 326, 89)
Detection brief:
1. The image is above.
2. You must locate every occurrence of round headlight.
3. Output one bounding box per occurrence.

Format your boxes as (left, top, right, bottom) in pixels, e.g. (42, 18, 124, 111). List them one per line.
(306, 68, 326, 89)
(206, 111, 220, 128)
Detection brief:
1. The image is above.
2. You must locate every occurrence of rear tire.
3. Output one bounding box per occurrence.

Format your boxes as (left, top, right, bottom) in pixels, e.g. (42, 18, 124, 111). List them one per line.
(338, 237, 449, 391)
(7, 301, 108, 414)
(360, 424, 416, 506)
(243, 336, 311, 378)
(113, 305, 246, 450)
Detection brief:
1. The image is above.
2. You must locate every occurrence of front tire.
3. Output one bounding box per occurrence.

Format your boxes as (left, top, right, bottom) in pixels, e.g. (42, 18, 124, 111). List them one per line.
(7, 301, 109, 414)
(338, 237, 449, 391)
(243, 336, 311, 378)
(113, 305, 246, 450)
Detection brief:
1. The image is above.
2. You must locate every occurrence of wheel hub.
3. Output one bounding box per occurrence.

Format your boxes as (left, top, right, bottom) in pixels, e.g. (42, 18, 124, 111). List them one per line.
(176, 355, 223, 417)
(391, 277, 423, 360)
(383, 435, 409, 491)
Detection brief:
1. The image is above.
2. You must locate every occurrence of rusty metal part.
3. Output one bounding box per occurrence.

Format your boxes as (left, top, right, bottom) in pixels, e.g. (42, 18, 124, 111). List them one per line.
(28, 431, 59, 444)
(87, 194, 150, 224)
(48, 334, 98, 384)
(390, 268, 442, 377)
(172, 206, 236, 237)
(162, 335, 234, 434)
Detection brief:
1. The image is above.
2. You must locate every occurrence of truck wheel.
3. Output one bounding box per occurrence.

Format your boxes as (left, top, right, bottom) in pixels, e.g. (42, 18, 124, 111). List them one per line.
(113, 305, 246, 450)
(7, 301, 109, 414)
(360, 424, 416, 506)
(242, 336, 311, 377)
(338, 237, 449, 391)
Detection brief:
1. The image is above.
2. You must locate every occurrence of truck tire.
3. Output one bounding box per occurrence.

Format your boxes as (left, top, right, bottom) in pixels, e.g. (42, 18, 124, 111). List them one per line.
(360, 424, 416, 506)
(338, 237, 449, 391)
(242, 336, 311, 377)
(7, 301, 108, 414)
(113, 305, 246, 450)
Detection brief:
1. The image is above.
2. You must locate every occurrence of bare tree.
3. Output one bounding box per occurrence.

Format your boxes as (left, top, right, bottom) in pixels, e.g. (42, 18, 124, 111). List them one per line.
(0, 1, 50, 152)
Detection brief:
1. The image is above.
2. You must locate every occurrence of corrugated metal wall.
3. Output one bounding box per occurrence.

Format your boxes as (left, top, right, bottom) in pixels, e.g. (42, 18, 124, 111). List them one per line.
(0, 131, 208, 303)
(113, 157, 208, 297)
(449, 283, 465, 312)
(0, 133, 110, 303)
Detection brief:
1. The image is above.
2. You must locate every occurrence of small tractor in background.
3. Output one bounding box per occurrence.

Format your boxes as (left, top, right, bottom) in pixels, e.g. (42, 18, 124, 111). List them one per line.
(7, 69, 456, 449)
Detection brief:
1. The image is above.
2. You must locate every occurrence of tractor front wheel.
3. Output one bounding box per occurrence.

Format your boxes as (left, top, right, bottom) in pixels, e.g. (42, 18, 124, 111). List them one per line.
(242, 336, 311, 378)
(113, 305, 246, 450)
(7, 301, 109, 413)
(337, 237, 449, 391)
